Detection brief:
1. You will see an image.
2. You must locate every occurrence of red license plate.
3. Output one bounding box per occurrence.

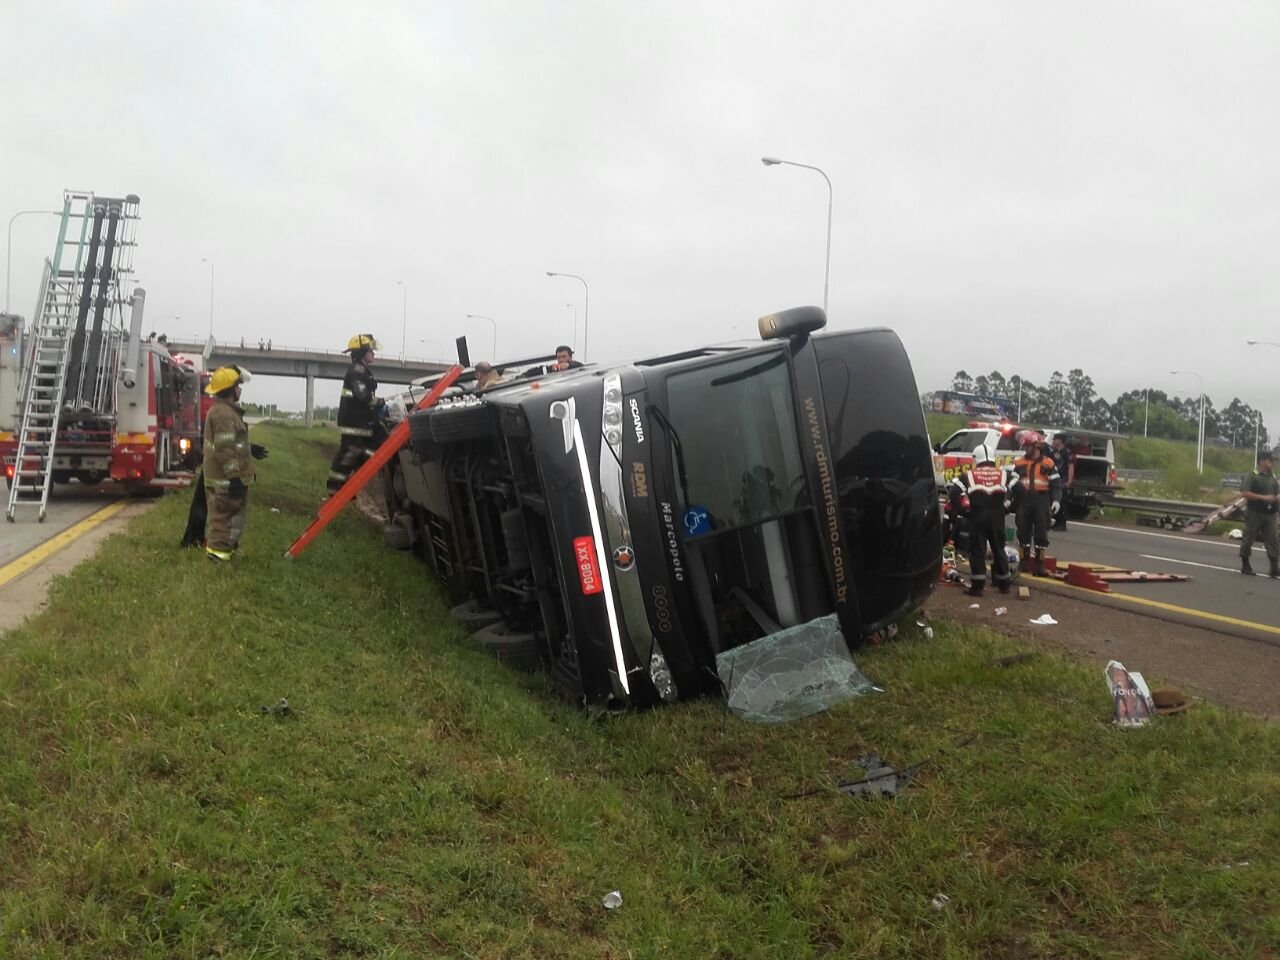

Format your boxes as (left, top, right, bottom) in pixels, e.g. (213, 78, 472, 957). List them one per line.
(573, 536, 603, 595)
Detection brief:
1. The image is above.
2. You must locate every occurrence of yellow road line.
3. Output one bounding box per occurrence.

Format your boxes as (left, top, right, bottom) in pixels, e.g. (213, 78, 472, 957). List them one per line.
(0, 501, 131, 589)
(1038, 576, 1280, 637)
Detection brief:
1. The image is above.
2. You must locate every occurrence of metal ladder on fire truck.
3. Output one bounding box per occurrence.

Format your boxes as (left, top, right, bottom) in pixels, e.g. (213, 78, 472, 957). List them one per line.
(6, 192, 137, 522)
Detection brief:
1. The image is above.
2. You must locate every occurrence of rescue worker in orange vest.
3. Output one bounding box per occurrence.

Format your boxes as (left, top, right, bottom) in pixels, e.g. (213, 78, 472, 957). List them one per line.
(202, 365, 255, 562)
(1012, 430, 1062, 576)
(949, 443, 1016, 597)
(328, 334, 386, 493)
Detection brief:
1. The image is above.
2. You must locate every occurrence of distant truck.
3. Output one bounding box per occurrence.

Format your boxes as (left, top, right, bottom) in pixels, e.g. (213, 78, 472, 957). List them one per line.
(932, 421, 1121, 520)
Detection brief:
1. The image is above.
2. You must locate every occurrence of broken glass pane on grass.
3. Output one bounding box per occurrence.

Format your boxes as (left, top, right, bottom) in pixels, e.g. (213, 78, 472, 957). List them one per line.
(716, 614, 875, 724)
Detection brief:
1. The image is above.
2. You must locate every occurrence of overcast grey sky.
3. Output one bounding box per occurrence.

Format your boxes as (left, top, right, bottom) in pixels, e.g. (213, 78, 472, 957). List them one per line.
(3, 0, 1277, 429)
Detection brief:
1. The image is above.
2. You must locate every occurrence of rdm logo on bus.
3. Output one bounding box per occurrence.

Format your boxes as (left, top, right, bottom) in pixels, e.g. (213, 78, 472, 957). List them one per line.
(573, 536, 603, 595)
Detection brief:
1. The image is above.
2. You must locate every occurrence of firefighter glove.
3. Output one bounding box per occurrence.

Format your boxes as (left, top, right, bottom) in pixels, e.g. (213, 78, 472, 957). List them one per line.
(959, 495, 971, 512)
(251, 444, 269, 460)
(228, 477, 248, 497)
(1003, 499, 1012, 512)
(1050, 500, 1060, 516)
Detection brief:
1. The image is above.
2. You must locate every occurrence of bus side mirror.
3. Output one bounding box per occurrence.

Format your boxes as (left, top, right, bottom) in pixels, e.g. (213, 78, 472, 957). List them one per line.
(758, 306, 827, 341)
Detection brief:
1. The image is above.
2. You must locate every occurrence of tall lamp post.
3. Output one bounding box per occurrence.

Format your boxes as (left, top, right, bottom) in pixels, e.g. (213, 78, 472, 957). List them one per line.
(546, 272, 589, 359)
(465, 314, 497, 360)
(761, 155, 833, 314)
(6, 209, 62, 314)
(566, 302, 577, 355)
(396, 280, 408, 362)
(200, 257, 214, 338)
(1170, 369, 1205, 473)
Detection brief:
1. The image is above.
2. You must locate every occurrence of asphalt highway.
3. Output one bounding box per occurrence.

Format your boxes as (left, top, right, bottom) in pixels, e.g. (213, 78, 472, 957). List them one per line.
(1039, 521, 1279, 638)
(0, 483, 128, 568)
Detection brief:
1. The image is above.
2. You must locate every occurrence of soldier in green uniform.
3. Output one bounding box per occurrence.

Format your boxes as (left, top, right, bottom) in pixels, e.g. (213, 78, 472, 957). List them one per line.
(203, 366, 255, 562)
(1240, 449, 1279, 577)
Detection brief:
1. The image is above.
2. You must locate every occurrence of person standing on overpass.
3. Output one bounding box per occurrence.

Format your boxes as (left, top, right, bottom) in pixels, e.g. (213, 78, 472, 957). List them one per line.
(328, 334, 385, 493)
(1239, 449, 1279, 577)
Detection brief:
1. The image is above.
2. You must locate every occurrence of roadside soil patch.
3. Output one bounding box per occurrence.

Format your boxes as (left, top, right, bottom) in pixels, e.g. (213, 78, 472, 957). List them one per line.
(927, 579, 1280, 718)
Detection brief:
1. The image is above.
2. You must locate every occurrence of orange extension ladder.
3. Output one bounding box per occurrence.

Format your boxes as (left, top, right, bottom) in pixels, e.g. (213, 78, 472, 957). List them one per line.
(284, 365, 461, 559)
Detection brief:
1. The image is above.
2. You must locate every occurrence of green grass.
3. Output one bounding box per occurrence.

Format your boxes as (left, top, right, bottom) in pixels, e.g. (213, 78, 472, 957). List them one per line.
(1115, 436, 1256, 475)
(2, 424, 1278, 958)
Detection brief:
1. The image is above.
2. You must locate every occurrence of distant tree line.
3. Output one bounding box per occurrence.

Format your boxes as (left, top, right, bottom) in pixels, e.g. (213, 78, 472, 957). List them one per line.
(936, 369, 1269, 449)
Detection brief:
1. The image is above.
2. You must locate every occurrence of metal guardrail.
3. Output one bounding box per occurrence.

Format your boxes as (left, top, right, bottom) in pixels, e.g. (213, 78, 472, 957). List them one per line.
(1115, 468, 1247, 489)
(1099, 494, 1220, 517)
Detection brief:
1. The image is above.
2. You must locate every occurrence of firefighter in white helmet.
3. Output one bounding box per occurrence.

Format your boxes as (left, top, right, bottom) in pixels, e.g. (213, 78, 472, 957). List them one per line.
(948, 443, 1016, 596)
(328, 334, 386, 493)
(202, 365, 255, 562)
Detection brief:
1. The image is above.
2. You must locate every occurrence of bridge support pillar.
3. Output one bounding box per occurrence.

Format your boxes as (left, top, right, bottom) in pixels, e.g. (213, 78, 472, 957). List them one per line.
(304, 373, 315, 427)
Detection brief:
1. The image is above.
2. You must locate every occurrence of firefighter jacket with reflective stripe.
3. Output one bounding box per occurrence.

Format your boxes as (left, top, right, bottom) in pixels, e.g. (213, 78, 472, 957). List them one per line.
(1013, 453, 1061, 501)
(337, 361, 379, 437)
(203, 398, 254, 490)
(949, 463, 1015, 515)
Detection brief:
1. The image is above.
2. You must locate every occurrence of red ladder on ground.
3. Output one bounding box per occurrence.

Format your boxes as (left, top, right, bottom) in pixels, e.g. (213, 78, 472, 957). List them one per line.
(284, 365, 462, 559)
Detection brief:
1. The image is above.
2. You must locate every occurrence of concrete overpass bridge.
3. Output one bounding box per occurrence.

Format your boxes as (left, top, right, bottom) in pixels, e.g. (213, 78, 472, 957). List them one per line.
(167, 340, 452, 425)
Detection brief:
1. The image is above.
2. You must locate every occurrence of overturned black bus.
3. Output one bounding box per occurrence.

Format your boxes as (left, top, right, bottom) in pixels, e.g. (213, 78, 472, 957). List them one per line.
(380, 307, 942, 709)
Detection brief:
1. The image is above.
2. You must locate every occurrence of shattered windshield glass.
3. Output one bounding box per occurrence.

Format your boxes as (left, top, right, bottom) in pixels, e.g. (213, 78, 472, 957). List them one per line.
(715, 614, 875, 724)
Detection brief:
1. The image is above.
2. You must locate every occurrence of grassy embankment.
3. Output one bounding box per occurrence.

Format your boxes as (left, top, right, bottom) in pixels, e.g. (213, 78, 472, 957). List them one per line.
(2, 423, 1278, 958)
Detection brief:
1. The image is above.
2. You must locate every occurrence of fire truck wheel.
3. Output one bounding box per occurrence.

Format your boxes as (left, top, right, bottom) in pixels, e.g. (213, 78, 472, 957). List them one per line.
(427, 405, 494, 443)
(52, 470, 73, 485)
(472, 621, 541, 672)
(1067, 502, 1091, 521)
(450, 599, 504, 634)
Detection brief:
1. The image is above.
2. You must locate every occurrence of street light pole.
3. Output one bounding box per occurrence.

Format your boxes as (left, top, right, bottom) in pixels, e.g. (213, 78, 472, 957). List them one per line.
(1144, 388, 1149, 438)
(6, 209, 62, 315)
(465, 314, 497, 360)
(546, 272, 589, 359)
(566, 302, 577, 355)
(200, 257, 214, 338)
(761, 156, 833, 314)
(1170, 370, 1205, 473)
(397, 281, 407, 362)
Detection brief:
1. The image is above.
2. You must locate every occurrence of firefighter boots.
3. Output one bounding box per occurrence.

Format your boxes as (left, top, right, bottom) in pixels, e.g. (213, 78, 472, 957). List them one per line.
(1271, 558, 1280, 579)
(997, 580, 1012, 595)
(1242, 557, 1255, 576)
(965, 584, 985, 598)
(1034, 547, 1048, 577)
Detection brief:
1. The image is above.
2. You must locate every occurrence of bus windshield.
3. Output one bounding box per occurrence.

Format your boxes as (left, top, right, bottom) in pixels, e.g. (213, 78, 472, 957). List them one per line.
(662, 350, 806, 538)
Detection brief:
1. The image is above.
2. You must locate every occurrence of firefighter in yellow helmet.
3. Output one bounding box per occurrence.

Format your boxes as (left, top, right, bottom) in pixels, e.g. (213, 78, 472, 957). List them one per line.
(202, 365, 255, 561)
(328, 334, 386, 493)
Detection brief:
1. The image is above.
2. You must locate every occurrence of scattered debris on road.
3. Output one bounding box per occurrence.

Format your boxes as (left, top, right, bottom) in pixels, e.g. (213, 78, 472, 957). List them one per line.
(1152, 687, 1190, 715)
(1029, 614, 1058, 625)
(1105, 660, 1155, 727)
(259, 697, 291, 717)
